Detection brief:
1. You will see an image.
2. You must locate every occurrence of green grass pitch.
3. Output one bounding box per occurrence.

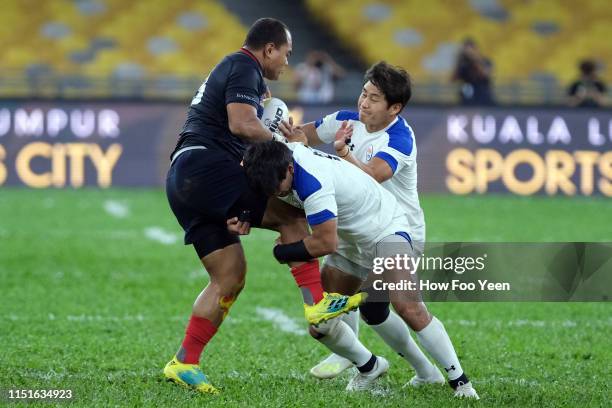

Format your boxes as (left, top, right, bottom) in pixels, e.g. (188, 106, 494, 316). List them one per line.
(0, 188, 610, 407)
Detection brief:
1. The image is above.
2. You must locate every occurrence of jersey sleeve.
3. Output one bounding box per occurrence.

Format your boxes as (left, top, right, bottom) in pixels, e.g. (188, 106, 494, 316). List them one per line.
(292, 152, 338, 226)
(374, 120, 415, 174)
(313, 110, 359, 144)
(303, 185, 338, 226)
(225, 61, 262, 109)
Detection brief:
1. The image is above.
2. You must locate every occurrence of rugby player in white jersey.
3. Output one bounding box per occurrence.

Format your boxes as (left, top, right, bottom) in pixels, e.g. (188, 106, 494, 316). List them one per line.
(292, 61, 478, 398)
(242, 140, 478, 398)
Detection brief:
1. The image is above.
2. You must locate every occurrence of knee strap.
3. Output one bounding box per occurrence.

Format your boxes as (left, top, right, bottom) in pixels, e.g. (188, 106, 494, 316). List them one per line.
(359, 301, 390, 325)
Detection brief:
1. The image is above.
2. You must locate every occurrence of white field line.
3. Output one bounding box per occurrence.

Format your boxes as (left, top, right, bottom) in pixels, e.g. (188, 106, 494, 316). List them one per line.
(441, 318, 608, 328)
(65, 314, 146, 322)
(103, 200, 129, 218)
(255, 306, 307, 336)
(18, 368, 160, 381)
(476, 376, 541, 387)
(143, 226, 178, 245)
(2, 229, 139, 238)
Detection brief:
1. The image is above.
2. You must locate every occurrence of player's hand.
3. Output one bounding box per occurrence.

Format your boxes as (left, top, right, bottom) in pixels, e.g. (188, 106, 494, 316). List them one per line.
(226, 217, 251, 235)
(279, 117, 308, 145)
(333, 120, 353, 152)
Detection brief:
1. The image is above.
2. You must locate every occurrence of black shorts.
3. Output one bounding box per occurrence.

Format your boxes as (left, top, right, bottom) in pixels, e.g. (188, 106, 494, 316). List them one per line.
(165, 147, 268, 257)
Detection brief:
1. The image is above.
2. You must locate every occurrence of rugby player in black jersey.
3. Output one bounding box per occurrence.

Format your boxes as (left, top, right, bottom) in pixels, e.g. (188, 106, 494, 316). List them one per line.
(163, 18, 364, 394)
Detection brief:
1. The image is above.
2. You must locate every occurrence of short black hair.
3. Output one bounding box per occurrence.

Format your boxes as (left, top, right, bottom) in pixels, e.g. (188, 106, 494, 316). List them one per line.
(244, 18, 290, 50)
(243, 141, 293, 196)
(579, 59, 596, 76)
(363, 61, 412, 111)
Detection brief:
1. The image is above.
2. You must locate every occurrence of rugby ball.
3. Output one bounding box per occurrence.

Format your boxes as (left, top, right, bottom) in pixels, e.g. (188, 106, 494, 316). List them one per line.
(261, 97, 289, 135)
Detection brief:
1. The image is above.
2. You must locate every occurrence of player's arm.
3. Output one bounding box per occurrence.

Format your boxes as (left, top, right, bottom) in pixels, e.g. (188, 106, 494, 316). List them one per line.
(339, 150, 393, 183)
(225, 62, 277, 142)
(272, 218, 337, 263)
(334, 121, 393, 183)
(301, 112, 348, 147)
(303, 218, 337, 257)
(300, 122, 325, 146)
(227, 102, 274, 142)
(272, 170, 338, 263)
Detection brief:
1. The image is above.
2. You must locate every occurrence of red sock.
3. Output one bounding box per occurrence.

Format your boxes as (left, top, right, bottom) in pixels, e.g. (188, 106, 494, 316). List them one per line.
(178, 315, 217, 364)
(291, 260, 324, 304)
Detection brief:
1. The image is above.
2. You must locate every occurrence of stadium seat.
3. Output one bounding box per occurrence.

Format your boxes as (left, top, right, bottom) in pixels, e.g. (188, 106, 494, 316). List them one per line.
(0, 0, 248, 88)
(306, 0, 612, 85)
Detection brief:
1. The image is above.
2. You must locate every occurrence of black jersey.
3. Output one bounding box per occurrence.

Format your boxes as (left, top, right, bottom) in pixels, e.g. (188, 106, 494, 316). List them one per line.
(174, 48, 267, 161)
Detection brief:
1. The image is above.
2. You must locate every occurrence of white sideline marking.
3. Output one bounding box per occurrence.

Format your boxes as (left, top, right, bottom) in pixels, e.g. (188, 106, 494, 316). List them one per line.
(562, 320, 577, 327)
(144, 226, 178, 245)
(255, 307, 307, 336)
(66, 314, 146, 322)
(477, 376, 541, 387)
(442, 319, 604, 328)
(188, 270, 206, 281)
(21, 368, 160, 381)
(103, 200, 129, 218)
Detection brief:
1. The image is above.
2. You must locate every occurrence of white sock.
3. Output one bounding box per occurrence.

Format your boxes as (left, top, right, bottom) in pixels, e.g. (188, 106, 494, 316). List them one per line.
(316, 320, 372, 367)
(371, 311, 437, 378)
(341, 309, 359, 336)
(416, 316, 463, 380)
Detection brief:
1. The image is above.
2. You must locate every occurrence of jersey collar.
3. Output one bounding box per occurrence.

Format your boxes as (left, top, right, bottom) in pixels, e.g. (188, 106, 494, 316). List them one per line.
(239, 47, 263, 72)
(364, 116, 399, 135)
(381, 116, 399, 133)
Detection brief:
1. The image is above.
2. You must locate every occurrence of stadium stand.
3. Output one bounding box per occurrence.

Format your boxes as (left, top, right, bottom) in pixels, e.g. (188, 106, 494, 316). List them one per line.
(306, 0, 612, 104)
(0, 0, 609, 104)
(0, 0, 246, 97)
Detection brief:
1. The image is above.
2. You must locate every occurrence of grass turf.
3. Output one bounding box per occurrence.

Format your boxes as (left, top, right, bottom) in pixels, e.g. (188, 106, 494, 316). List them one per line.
(0, 188, 610, 407)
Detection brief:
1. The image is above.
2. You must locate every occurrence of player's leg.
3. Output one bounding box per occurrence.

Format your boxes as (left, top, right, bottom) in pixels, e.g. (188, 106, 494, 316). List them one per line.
(321, 259, 362, 373)
(163, 222, 246, 394)
(183, 239, 247, 354)
(259, 197, 323, 305)
(358, 298, 444, 387)
(378, 233, 478, 398)
(309, 258, 388, 391)
(163, 148, 247, 394)
(253, 197, 365, 323)
(310, 256, 363, 379)
(391, 300, 477, 397)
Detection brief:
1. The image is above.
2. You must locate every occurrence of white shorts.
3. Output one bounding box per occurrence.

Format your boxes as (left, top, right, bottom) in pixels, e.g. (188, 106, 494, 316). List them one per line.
(323, 232, 423, 281)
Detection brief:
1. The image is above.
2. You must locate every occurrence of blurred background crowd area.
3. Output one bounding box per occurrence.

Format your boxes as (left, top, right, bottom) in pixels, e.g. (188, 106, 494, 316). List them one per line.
(0, 0, 609, 107)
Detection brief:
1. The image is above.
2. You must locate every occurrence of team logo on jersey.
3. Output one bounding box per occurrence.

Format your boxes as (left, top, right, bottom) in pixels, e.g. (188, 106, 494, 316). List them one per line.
(366, 145, 374, 161)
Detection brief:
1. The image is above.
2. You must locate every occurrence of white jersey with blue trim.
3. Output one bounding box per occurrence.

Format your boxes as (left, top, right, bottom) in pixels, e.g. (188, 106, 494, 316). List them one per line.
(286, 142, 411, 268)
(314, 110, 425, 243)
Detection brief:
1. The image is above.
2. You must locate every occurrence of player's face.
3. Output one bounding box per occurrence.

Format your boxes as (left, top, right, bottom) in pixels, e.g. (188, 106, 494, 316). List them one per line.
(275, 166, 294, 197)
(263, 30, 292, 81)
(358, 81, 400, 132)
